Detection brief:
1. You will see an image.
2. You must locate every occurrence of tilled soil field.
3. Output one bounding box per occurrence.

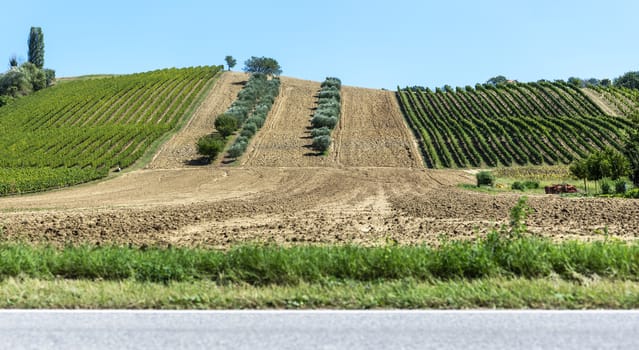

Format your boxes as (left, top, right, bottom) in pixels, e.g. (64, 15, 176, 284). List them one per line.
(1, 74, 638, 247)
(1, 167, 638, 247)
(244, 78, 420, 168)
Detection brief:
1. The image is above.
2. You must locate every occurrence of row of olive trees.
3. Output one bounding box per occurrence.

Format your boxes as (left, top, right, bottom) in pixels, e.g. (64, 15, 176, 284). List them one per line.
(0, 27, 55, 106)
(309, 77, 342, 153)
(197, 57, 282, 162)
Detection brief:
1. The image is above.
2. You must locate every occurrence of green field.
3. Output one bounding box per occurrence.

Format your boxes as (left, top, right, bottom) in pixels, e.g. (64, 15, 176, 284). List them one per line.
(397, 82, 635, 168)
(0, 66, 222, 195)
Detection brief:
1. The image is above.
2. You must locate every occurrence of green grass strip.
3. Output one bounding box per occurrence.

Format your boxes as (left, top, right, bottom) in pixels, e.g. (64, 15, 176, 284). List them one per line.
(1, 277, 638, 309)
(1, 235, 638, 284)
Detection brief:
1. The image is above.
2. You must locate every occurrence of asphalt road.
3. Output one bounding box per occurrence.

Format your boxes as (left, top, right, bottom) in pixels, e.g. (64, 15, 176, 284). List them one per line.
(1, 310, 638, 350)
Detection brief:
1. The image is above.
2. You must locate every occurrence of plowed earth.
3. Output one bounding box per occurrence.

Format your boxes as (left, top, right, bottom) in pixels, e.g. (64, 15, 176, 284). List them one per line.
(1, 73, 637, 247)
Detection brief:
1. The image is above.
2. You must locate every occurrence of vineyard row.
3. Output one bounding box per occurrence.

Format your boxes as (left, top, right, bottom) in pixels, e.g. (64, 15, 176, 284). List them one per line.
(397, 82, 634, 168)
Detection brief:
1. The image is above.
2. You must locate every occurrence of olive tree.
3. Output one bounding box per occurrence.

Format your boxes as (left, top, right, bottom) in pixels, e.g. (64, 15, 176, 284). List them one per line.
(243, 56, 282, 76)
(224, 55, 236, 71)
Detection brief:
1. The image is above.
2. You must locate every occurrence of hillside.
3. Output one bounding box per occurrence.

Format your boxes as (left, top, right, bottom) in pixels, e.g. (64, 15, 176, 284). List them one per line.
(1, 71, 639, 248)
(0, 66, 222, 194)
(243, 77, 420, 167)
(397, 82, 634, 168)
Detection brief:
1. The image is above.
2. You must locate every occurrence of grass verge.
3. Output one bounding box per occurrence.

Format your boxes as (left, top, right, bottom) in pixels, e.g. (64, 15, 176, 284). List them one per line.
(1, 277, 637, 309)
(0, 235, 637, 284)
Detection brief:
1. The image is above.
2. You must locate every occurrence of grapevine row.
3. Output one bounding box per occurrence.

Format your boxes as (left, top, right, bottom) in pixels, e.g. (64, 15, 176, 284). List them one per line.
(0, 66, 222, 195)
(397, 82, 633, 168)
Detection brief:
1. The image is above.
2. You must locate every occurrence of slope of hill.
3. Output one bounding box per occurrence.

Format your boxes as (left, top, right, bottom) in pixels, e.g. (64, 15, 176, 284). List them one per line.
(1, 73, 639, 249)
(0, 66, 222, 194)
(243, 77, 420, 168)
(397, 82, 634, 168)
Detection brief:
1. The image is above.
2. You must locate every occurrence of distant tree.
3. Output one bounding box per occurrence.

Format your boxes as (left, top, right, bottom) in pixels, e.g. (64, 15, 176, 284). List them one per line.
(27, 27, 44, 69)
(243, 56, 282, 76)
(602, 147, 630, 180)
(486, 75, 507, 85)
(586, 78, 601, 86)
(0, 69, 30, 97)
(601, 78, 612, 87)
(44, 68, 55, 86)
(567, 77, 583, 87)
(214, 113, 238, 138)
(569, 158, 589, 193)
(196, 135, 225, 163)
(20, 62, 46, 91)
(571, 147, 629, 193)
(614, 71, 639, 90)
(312, 135, 331, 152)
(9, 55, 18, 68)
(224, 55, 237, 71)
(624, 115, 639, 186)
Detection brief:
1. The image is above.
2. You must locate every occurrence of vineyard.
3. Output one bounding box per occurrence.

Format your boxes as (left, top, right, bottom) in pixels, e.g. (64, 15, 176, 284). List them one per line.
(587, 85, 639, 116)
(397, 82, 635, 168)
(0, 65, 222, 194)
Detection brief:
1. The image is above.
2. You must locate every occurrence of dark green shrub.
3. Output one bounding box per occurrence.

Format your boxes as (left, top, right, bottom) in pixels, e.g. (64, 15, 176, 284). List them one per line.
(625, 188, 639, 198)
(196, 135, 225, 162)
(240, 122, 258, 138)
(311, 115, 338, 129)
(311, 127, 331, 137)
(476, 171, 495, 187)
(312, 135, 331, 152)
(511, 181, 525, 191)
(522, 180, 539, 189)
(321, 77, 341, 89)
(318, 88, 340, 100)
(601, 181, 611, 194)
(615, 180, 627, 194)
(228, 142, 247, 158)
(247, 116, 265, 128)
(240, 128, 255, 138)
(214, 114, 238, 138)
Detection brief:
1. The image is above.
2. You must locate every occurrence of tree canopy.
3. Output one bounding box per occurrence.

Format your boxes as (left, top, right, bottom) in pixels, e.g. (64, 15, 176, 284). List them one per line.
(614, 71, 639, 90)
(243, 56, 282, 76)
(486, 75, 508, 85)
(224, 56, 236, 71)
(570, 147, 630, 192)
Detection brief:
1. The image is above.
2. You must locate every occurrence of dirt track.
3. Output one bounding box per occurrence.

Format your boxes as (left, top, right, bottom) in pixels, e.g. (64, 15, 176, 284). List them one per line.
(1, 74, 638, 247)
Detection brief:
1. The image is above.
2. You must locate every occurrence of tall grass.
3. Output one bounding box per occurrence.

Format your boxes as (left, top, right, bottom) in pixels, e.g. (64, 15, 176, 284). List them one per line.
(0, 238, 637, 284)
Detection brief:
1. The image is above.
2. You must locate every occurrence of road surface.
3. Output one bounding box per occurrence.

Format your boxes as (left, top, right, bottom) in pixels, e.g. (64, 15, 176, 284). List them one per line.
(1, 310, 637, 349)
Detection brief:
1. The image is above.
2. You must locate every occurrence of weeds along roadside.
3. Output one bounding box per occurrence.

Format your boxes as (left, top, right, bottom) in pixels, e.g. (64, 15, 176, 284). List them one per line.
(0, 197, 637, 285)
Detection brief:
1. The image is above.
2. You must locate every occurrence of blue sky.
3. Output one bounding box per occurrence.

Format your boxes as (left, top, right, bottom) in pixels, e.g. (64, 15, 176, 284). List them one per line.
(1, 0, 637, 89)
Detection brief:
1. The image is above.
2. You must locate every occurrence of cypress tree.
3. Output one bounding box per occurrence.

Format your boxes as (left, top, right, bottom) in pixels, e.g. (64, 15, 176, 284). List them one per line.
(28, 27, 44, 69)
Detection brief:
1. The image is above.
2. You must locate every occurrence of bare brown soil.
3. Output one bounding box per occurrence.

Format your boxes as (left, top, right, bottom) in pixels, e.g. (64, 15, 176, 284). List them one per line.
(242, 77, 329, 167)
(335, 86, 421, 167)
(243, 78, 420, 167)
(1, 76, 638, 247)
